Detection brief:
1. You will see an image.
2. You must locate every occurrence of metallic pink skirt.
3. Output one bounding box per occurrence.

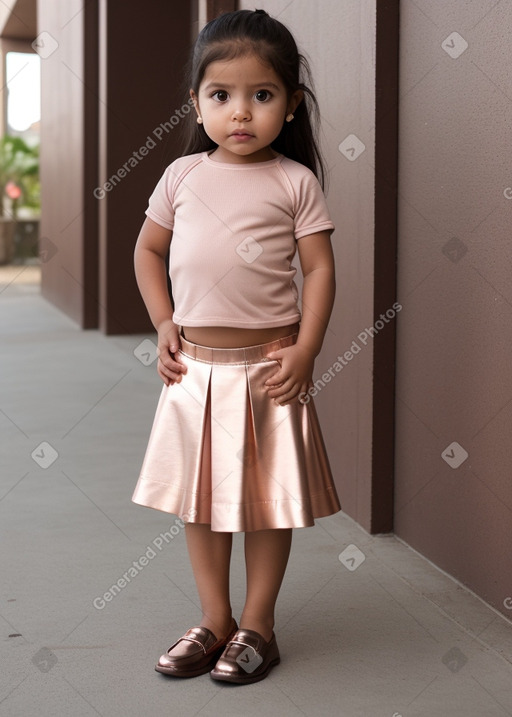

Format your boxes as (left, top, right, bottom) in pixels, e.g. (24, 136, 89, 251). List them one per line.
(131, 334, 341, 532)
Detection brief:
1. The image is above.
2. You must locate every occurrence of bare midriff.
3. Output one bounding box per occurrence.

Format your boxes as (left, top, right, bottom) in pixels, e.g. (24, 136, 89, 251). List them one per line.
(182, 323, 300, 348)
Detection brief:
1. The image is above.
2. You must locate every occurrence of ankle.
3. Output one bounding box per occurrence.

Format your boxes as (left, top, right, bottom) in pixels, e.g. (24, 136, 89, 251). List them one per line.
(200, 613, 235, 640)
(239, 614, 274, 642)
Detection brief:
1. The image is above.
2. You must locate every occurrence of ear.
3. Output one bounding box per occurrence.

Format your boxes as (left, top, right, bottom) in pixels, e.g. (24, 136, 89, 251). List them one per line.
(190, 89, 201, 117)
(287, 89, 304, 115)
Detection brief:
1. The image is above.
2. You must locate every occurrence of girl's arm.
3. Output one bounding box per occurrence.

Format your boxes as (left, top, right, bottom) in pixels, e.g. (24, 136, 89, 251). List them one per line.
(134, 217, 187, 386)
(265, 230, 335, 405)
(295, 230, 336, 357)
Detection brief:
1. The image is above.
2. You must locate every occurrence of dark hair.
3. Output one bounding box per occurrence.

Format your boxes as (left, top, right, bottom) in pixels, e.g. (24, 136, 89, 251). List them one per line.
(178, 9, 327, 190)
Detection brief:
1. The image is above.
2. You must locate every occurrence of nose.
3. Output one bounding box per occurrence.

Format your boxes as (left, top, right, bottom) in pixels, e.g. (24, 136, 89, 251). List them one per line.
(232, 107, 251, 122)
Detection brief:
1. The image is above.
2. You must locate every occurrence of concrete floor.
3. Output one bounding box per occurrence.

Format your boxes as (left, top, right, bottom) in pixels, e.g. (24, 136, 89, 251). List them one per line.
(1, 273, 512, 717)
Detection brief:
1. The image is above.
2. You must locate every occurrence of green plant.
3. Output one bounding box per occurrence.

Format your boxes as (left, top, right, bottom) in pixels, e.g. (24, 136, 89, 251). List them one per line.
(0, 135, 39, 220)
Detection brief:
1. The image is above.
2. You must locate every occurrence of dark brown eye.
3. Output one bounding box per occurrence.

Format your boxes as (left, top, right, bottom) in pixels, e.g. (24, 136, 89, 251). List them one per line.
(212, 90, 228, 102)
(255, 90, 271, 102)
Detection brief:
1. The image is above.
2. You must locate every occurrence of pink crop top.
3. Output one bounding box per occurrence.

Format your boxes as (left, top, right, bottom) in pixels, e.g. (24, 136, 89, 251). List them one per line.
(145, 151, 335, 328)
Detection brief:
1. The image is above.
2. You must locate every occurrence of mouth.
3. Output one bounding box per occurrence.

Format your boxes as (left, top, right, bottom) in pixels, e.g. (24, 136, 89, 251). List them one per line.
(231, 130, 254, 137)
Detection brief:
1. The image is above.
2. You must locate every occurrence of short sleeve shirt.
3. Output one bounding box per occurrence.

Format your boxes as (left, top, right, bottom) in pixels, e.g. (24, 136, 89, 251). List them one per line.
(145, 151, 334, 328)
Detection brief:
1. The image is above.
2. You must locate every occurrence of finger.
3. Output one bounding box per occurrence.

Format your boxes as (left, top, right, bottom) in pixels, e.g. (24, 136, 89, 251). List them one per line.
(297, 382, 311, 404)
(158, 351, 187, 374)
(265, 349, 284, 361)
(271, 381, 299, 404)
(158, 367, 180, 386)
(266, 383, 290, 398)
(158, 359, 186, 376)
(266, 374, 296, 395)
(157, 365, 170, 386)
(158, 359, 186, 383)
(274, 389, 300, 406)
(264, 367, 285, 387)
(157, 341, 186, 362)
(172, 352, 188, 373)
(281, 392, 303, 406)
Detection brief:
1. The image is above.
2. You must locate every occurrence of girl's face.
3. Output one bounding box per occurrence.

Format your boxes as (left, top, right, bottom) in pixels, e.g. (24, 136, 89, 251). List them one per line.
(191, 53, 302, 163)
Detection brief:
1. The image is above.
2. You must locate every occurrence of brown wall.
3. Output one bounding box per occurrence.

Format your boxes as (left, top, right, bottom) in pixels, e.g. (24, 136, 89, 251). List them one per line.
(394, 1, 512, 617)
(97, 1, 192, 334)
(38, 0, 193, 332)
(38, 0, 97, 326)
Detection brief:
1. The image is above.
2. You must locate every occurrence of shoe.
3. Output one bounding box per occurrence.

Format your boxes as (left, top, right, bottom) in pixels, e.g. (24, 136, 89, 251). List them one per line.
(210, 628, 280, 684)
(155, 619, 238, 677)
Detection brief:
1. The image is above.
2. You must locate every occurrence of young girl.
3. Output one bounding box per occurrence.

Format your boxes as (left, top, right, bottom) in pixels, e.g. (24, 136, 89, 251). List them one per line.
(131, 8, 341, 684)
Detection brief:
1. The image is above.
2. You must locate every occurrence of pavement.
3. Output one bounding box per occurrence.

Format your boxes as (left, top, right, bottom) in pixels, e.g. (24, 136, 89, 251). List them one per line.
(1, 270, 512, 717)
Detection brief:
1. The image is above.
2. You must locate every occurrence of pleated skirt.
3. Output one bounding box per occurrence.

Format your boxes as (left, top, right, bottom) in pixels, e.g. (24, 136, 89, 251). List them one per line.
(131, 333, 341, 532)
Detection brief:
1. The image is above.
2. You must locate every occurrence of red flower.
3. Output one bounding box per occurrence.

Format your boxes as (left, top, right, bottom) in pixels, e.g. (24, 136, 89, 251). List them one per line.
(6, 181, 22, 200)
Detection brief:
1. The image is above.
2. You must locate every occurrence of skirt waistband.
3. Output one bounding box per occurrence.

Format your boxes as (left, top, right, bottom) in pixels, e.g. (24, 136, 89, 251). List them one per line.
(178, 333, 298, 365)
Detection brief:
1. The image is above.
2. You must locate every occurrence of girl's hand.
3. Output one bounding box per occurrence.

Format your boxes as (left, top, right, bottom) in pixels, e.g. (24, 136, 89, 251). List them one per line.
(264, 344, 315, 405)
(156, 318, 187, 386)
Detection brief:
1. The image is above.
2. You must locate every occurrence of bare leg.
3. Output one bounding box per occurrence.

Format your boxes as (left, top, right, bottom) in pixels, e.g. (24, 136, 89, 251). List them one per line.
(169, 523, 233, 656)
(240, 528, 293, 641)
(185, 522, 233, 635)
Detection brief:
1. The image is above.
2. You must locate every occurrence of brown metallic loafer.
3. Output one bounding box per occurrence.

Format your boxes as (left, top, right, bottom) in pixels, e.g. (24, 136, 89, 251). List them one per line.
(210, 628, 280, 684)
(155, 619, 238, 677)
